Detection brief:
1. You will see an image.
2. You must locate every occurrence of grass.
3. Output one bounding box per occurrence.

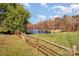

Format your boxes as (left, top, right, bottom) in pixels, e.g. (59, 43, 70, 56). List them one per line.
(0, 32, 79, 56)
(30, 32, 79, 55)
(0, 34, 38, 56)
(31, 32, 79, 47)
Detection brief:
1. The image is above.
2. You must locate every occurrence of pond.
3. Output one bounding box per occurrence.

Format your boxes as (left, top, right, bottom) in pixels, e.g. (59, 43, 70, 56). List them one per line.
(26, 29, 50, 34)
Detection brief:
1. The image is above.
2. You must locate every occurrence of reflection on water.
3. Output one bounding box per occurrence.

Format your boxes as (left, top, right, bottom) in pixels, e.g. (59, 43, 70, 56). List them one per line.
(27, 29, 50, 34)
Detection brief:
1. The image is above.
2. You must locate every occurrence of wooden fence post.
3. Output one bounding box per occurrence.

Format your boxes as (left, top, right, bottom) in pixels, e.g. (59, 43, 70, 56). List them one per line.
(21, 33, 26, 41)
(72, 45, 76, 56)
(68, 45, 76, 56)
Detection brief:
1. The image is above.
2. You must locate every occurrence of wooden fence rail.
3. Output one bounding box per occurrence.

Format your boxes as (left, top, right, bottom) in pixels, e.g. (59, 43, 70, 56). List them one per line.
(19, 33, 78, 56)
(27, 35, 72, 55)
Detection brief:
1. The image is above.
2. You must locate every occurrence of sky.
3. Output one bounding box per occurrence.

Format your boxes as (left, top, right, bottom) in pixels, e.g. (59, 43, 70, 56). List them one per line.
(23, 3, 79, 24)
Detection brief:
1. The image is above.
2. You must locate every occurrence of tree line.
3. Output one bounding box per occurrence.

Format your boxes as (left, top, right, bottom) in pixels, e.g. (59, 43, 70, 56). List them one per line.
(26, 15, 79, 32)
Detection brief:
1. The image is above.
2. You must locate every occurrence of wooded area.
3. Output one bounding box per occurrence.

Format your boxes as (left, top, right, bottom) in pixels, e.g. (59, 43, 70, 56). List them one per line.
(27, 15, 79, 32)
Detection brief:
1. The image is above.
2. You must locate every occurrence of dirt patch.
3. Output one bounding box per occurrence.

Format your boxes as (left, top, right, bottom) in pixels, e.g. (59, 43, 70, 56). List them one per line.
(0, 38, 11, 45)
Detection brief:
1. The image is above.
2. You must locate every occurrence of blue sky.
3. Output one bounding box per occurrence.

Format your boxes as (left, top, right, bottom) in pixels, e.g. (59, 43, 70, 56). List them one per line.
(23, 3, 79, 24)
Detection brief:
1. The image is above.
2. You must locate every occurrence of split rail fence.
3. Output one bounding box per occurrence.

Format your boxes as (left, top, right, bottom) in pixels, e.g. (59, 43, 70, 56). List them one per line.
(19, 33, 79, 56)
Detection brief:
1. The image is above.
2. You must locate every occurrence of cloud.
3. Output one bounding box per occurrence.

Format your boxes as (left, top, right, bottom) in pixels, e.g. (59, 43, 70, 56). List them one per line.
(50, 4, 79, 15)
(51, 5, 72, 14)
(51, 5, 66, 10)
(70, 4, 79, 10)
(22, 3, 31, 7)
(52, 15, 62, 18)
(75, 12, 79, 14)
(40, 3, 48, 8)
(36, 15, 47, 22)
(57, 11, 61, 14)
(70, 4, 79, 13)
(37, 15, 46, 19)
(49, 15, 62, 18)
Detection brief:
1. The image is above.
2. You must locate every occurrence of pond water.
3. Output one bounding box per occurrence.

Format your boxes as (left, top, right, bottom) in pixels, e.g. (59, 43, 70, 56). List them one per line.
(27, 29, 50, 34)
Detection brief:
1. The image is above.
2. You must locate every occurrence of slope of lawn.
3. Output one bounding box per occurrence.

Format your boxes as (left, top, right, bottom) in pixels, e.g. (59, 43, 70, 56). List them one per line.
(1, 31, 79, 56)
(0, 34, 37, 56)
(30, 32, 79, 51)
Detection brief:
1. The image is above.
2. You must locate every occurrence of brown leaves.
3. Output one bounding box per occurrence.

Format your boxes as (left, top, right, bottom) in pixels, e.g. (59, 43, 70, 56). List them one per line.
(26, 15, 79, 32)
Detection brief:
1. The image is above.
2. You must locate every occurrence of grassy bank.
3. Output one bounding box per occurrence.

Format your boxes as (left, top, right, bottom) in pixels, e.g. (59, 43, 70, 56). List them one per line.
(0, 31, 79, 56)
(30, 32, 79, 51)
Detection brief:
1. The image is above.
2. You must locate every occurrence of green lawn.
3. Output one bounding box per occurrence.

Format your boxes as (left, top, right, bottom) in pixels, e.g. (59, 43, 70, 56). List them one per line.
(0, 34, 37, 56)
(31, 32, 79, 48)
(30, 32, 79, 55)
